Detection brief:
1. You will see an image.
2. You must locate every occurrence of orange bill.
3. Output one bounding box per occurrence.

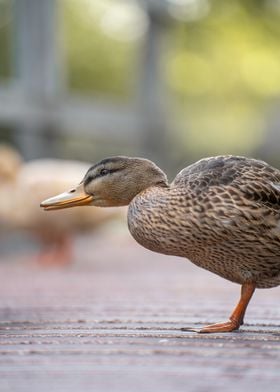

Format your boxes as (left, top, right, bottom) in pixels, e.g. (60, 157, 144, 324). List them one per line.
(40, 184, 93, 211)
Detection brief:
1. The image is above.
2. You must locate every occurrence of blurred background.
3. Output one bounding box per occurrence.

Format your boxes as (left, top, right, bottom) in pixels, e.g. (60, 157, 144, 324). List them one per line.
(1, 0, 280, 263)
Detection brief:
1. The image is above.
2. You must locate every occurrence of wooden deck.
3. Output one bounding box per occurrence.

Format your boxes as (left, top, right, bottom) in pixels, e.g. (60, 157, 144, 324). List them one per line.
(0, 231, 280, 392)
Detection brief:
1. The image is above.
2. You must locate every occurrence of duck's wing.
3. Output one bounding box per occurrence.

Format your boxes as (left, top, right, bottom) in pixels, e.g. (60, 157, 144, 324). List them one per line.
(236, 180, 280, 213)
(173, 155, 280, 235)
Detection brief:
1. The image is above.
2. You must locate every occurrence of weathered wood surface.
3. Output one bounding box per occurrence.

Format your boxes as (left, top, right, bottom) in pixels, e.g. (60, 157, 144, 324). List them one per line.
(0, 232, 280, 392)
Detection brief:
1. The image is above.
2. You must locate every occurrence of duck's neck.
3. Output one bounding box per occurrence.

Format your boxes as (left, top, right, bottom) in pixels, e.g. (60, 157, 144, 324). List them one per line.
(112, 166, 169, 207)
(127, 184, 180, 255)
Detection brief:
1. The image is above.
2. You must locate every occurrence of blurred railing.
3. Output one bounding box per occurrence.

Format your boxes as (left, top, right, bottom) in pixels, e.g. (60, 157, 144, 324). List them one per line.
(0, 0, 174, 165)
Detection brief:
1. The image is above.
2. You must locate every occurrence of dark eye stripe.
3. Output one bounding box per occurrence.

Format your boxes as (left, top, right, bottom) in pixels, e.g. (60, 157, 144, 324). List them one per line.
(100, 168, 109, 176)
(84, 167, 121, 186)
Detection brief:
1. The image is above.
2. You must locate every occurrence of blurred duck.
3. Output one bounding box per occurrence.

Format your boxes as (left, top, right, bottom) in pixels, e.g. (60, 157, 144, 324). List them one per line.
(0, 145, 122, 266)
(41, 155, 280, 333)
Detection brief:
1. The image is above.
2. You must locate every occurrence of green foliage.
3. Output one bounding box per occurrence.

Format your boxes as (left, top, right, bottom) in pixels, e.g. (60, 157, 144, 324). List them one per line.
(0, 0, 12, 79)
(61, 0, 139, 99)
(61, 0, 280, 156)
(167, 0, 280, 100)
(165, 0, 280, 155)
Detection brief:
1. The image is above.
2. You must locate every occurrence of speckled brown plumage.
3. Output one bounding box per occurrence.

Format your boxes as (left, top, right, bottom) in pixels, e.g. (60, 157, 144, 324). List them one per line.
(128, 156, 280, 289)
(41, 154, 280, 333)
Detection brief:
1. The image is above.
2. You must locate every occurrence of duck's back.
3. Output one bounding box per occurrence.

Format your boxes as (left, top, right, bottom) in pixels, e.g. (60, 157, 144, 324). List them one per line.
(174, 156, 280, 205)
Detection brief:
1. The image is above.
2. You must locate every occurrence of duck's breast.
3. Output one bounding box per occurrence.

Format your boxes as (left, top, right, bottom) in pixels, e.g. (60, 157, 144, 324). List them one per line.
(127, 186, 195, 256)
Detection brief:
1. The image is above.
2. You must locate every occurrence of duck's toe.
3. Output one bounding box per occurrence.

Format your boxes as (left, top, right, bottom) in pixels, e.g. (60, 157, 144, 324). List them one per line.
(181, 319, 240, 334)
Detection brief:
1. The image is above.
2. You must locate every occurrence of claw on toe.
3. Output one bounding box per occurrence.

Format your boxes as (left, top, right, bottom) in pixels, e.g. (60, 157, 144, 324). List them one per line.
(181, 320, 240, 334)
(181, 327, 202, 333)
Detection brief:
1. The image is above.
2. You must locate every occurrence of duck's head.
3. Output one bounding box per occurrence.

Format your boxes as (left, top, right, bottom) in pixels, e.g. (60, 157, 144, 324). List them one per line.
(40, 156, 168, 210)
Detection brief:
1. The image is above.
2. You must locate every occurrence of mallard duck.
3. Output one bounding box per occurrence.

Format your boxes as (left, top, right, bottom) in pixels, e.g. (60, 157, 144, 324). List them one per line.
(0, 145, 121, 266)
(41, 155, 280, 332)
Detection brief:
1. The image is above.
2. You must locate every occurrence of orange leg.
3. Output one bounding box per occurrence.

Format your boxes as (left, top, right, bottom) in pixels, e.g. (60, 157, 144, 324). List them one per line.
(182, 282, 255, 333)
(37, 234, 73, 267)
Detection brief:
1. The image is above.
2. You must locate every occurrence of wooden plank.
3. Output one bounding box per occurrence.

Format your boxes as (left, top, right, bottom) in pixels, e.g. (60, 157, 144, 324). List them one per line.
(0, 232, 280, 391)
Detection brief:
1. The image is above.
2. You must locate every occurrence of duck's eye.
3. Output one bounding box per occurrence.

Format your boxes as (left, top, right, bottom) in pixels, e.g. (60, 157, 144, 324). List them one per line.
(100, 168, 109, 176)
